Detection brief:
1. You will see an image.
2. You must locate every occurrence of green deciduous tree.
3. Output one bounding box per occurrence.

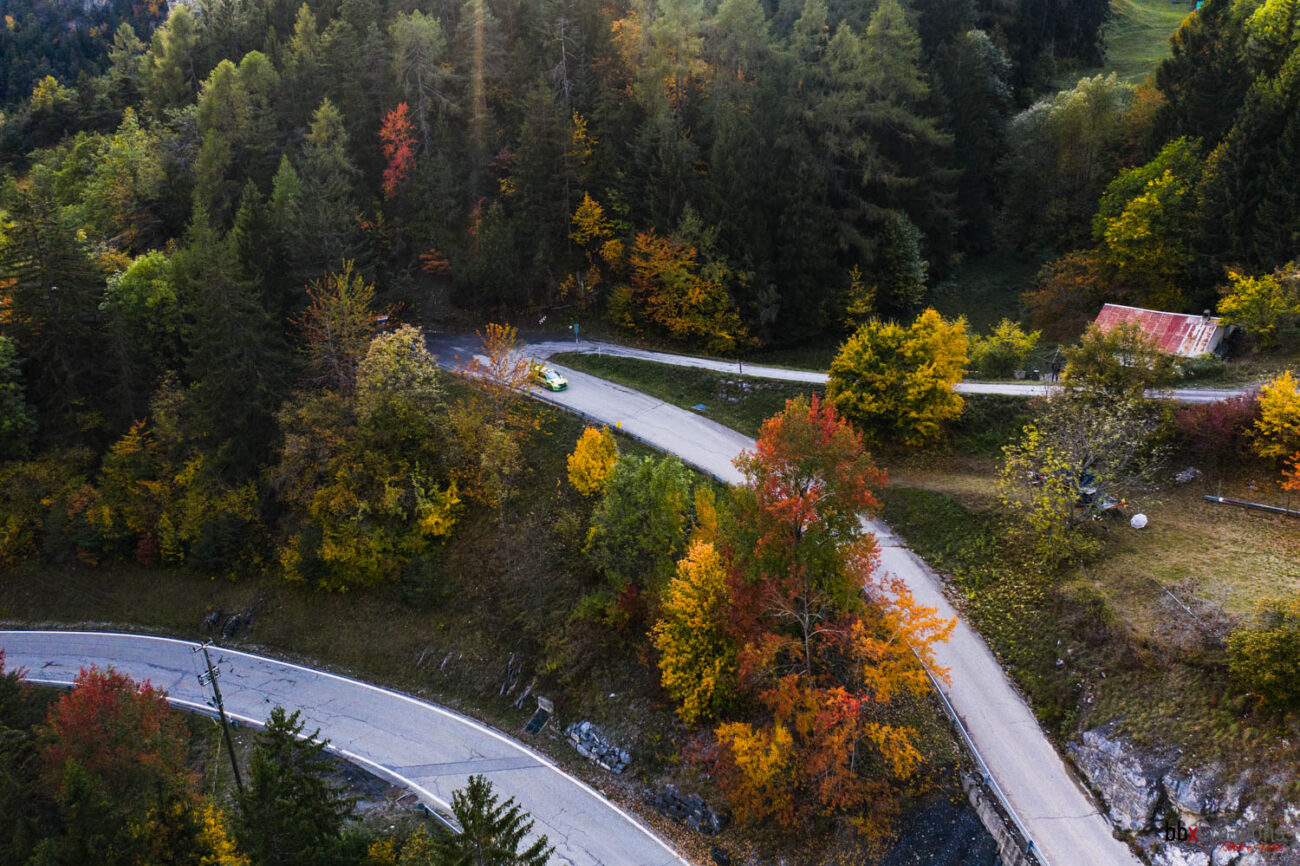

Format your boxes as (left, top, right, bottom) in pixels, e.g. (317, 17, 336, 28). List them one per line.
(969, 319, 1039, 379)
(1062, 322, 1176, 400)
(585, 454, 693, 593)
(827, 309, 969, 446)
(999, 389, 1166, 557)
(1001, 74, 1135, 250)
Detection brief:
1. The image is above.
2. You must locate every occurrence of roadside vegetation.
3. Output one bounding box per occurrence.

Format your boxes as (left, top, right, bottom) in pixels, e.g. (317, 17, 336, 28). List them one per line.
(3, 0, 1300, 860)
(0, 660, 550, 865)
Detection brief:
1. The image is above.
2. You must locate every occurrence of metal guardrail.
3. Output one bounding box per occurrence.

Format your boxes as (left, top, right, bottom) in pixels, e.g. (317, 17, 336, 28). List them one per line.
(521, 353, 1049, 863)
(923, 665, 1047, 866)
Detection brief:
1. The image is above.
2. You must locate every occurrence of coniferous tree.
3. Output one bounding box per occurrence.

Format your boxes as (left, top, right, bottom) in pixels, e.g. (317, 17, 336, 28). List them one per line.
(174, 210, 291, 477)
(436, 775, 553, 866)
(237, 707, 353, 866)
(0, 184, 111, 438)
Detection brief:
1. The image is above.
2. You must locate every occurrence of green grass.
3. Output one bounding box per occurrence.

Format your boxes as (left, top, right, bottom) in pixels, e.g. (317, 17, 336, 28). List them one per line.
(1100, 0, 1192, 83)
(928, 253, 1047, 335)
(551, 352, 823, 438)
(879, 451, 1300, 783)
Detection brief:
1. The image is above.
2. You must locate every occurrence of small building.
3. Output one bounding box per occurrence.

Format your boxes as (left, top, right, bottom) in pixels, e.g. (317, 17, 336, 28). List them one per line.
(1092, 303, 1231, 358)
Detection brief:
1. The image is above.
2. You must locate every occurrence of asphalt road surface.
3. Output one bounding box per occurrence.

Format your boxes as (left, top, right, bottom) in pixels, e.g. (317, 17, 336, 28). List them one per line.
(430, 332, 1141, 866)
(3, 335, 1147, 866)
(524, 338, 1253, 404)
(0, 630, 687, 866)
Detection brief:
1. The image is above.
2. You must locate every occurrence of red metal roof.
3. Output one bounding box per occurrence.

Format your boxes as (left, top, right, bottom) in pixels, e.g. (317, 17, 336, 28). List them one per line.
(1093, 304, 1226, 358)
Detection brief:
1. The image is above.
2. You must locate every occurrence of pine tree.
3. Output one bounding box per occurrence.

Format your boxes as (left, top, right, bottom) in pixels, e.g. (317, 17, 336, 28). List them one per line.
(0, 184, 111, 437)
(436, 775, 553, 866)
(237, 707, 353, 866)
(173, 210, 291, 477)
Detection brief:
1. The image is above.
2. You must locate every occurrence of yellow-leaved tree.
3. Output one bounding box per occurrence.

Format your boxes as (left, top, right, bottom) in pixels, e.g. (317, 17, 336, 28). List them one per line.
(826, 309, 969, 445)
(567, 426, 619, 496)
(712, 722, 796, 826)
(1217, 264, 1300, 350)
(198, 802, 251, 866)
(652, 540, 736, 724)
(1254, 371, 1300, 461)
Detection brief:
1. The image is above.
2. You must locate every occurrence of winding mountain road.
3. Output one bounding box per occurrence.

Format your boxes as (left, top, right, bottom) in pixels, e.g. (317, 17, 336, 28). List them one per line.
(430, 333, 1142, 866)
(0, 630, 687, 866)
(1, 333, 1162, 866)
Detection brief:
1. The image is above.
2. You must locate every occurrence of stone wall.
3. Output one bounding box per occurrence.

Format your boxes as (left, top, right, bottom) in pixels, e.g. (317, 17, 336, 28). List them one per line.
(960, 771, 1043, 866)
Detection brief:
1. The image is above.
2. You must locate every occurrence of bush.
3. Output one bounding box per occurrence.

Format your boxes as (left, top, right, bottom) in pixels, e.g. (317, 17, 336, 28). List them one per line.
(1227, 600, 1300, 708)
(1175, 394, 1260, 464)
(969, 319, 1041, 379)
(1175, 353, 1227, 381)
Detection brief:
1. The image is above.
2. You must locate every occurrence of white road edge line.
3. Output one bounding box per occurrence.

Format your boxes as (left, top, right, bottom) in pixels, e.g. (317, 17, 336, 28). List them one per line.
(5, 630, 690, 865)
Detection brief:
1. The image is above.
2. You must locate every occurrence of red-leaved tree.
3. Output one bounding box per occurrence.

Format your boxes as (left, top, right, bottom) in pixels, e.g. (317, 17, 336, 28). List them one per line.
(38, 667, 205, 861)
(713, 396, 953, 846)
(380, 103, 417, 199)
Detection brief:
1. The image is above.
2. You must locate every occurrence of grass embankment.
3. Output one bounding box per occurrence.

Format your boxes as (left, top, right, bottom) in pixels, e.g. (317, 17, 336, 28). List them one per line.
(882, 451, 1300, 787)
(1100, 0, 1193, 83)
(551, 352, 823, 438)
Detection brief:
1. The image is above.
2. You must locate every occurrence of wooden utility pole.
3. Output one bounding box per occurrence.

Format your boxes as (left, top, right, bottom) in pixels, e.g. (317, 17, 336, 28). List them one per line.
(195, 641, 245, 796)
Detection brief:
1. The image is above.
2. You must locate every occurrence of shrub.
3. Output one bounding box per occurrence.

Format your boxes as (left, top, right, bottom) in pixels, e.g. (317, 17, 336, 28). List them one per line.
(1227, 600, 1300, 707)
(1175, 394, 1260, 464)
(970, 319, 1041, 379)
(1175, 353, 1227, 381)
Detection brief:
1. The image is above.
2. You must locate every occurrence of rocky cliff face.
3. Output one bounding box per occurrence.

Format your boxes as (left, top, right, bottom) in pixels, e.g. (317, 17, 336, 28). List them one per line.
(1069, 723, 1299, 866)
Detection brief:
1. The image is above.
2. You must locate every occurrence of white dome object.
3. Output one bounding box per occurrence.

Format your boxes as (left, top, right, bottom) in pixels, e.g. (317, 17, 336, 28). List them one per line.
(1130, 513, 1148, 529)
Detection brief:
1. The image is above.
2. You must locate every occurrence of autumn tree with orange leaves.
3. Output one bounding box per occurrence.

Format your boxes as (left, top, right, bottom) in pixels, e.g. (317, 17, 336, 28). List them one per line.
(706, 395, 953, 844)
(379, 103, 417, 199)
(36, 666, 211, 863)
(609, 229, 748, 355)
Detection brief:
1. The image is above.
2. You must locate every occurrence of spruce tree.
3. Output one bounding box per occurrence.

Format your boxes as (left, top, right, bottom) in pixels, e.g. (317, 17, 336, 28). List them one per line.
(237, 707, 354, 866)
(437, 775, 553, 866)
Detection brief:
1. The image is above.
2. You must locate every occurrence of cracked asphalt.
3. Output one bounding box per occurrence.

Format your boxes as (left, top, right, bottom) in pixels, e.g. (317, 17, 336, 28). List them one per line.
(0, 630, 687, 866)
(427, 333, 1142, 866)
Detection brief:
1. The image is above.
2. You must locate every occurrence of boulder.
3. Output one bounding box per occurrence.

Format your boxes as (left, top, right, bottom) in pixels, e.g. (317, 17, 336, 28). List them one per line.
(1068, 724, 1169, 831)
